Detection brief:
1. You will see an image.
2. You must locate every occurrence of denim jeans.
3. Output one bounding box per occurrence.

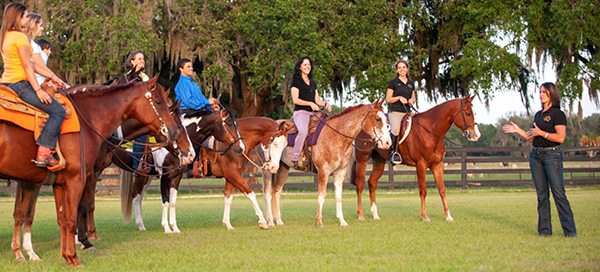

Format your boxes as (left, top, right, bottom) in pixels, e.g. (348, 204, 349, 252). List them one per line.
(529, 148, 577, 237)
(132, 135, 147, 170)
(2, 81, 65, 149)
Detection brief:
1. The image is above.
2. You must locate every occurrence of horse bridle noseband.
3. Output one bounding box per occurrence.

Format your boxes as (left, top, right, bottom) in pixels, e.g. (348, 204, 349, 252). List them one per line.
(451, 98, 478, 137)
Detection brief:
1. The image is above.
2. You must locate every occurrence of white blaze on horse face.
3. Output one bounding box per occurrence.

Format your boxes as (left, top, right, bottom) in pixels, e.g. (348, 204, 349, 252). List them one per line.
(375, 111, 392, 149)
(267, 135, 287, 173)
(469, 124, 482, 142)
(182, 116, 202, 132)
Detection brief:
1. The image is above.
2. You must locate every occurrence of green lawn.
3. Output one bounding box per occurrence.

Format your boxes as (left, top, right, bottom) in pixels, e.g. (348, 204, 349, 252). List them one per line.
(0, 186, 599, 271)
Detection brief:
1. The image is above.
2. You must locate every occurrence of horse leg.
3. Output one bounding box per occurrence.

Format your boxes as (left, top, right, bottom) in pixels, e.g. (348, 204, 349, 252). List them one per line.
(133, 175, 151, 231)
(431, 162, 453, 222)
(272, 164, 289, 226)
(160, 174, 173, 233)
(353, 149, 370, 221)
(168, 169, 184, 233)
(12, 181, 42, 262)
(86, 172, 100, 241)
(416, 162, 430, 222)
(315, 171, 329, 228)
(76, 202, 95, 250)
(368, 155, 386, 220)
(222, 182, 235, 230)
(53, 183, 83, 267)
(222, 171, 268, 230)
(333, 169, 349, 226)
(262, 169, 275, 227)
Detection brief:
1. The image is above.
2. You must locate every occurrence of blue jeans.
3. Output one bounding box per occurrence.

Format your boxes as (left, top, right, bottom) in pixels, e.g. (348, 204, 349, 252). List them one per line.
(2, 81, 65, 149)
(132, 135, 147, 170)
(529, 148, 577, 237)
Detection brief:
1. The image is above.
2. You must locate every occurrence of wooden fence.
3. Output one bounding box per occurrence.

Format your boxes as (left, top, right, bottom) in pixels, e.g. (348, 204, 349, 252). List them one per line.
(1, 146, 599, 194)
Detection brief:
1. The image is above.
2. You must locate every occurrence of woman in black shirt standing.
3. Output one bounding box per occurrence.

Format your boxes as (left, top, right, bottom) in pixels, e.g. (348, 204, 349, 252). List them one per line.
(386, 60, 415, 164)
(290, 56, 331, 169)
(503, 82, 577, 237)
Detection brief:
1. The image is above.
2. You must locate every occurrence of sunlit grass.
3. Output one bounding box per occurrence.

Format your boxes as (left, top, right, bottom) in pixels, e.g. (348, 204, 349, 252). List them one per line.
(0, 187, 599, 271)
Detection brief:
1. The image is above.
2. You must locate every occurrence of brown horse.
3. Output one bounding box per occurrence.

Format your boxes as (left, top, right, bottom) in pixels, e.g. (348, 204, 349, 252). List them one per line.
(263, 101, 391, 227)
(120, 107, 244, 233)
(125, 117, 278, 230)
(349, 96, 481, 221)
(3, 76, 179, 266)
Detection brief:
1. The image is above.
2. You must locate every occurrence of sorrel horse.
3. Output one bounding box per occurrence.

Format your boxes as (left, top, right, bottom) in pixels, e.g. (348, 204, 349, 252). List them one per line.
(120, 107, 244, 233)
(2, 76, 179, 266)
(349, 95, 481, 221)
(263, 101, 391, 227)
(124, 117, 278, 230)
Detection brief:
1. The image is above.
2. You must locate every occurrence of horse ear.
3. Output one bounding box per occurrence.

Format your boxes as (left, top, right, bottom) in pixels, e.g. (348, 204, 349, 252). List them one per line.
(468, 94, 476, 101)
(224, 104, 233, 112)
(147, 74, 159, 90)
(165, 87, 171, 97)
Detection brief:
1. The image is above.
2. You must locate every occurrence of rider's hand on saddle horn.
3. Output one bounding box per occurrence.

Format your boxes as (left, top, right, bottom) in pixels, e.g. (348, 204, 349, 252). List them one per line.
(50, 74, 70, 89)
(324, 102, 332, 113)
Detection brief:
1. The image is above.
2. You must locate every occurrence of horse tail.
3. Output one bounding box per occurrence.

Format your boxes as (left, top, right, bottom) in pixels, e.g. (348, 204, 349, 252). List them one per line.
(348, 148, 358, 186)
(120, 171, 134, 224)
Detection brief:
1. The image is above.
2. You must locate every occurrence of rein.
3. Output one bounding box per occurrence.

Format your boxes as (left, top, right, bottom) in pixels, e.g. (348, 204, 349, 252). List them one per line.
(314, 108, 385, 152)
(408, 98, 477, 146)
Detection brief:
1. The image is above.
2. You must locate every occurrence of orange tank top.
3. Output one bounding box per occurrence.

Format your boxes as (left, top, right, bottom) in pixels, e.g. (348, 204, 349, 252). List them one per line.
(1, 31, 31, 83)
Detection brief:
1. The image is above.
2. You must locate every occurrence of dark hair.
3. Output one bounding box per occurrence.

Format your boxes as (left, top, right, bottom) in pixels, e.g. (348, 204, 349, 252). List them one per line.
(125, 51, 144, 71)
(0, 3, 28, 48)
(177, 58, 191, 70)
(394, 60, 409, 79)
(293, 56, 314, 81)
(540, 82, 561, 109)
(35, 38, 51, 51)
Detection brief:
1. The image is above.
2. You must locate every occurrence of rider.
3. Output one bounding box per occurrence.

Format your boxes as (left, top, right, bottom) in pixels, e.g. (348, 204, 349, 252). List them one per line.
(1, 3, 68, 167)
(124, 51, 152, 175)
(386, 60, 415, 164)
(290, 56, 331, 169)
(174, 58, 218, 115)
(24, 13, 62, 87)
(34, 38, 52, 85)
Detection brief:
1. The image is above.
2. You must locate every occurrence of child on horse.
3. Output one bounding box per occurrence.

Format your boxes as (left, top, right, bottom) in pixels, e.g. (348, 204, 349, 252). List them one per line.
(386, 60, 415, 164)
(1, 3, 68, 167)
(290, 56, 331, 170)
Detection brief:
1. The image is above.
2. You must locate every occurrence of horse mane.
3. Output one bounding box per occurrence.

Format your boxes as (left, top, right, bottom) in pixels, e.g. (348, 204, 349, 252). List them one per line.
(327, 103, 367, 121)
(62, 81, 141, 99)
(417, 98, 460, 117)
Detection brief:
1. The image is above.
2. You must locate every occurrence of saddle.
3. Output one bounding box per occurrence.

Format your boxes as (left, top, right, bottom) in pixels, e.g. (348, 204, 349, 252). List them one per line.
(191, 136, 217, 178)
(0, 83, 80, 171)
(396, 113, 413, 146)
(287, 111, 329, 172)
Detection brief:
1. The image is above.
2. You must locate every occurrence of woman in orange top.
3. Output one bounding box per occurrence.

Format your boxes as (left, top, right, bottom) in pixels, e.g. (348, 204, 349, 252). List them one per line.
(0, 3, 68, 167)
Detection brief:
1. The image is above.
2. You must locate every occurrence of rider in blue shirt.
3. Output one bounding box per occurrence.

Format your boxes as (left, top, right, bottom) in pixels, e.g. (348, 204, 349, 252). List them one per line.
(174, 58, 217, 113)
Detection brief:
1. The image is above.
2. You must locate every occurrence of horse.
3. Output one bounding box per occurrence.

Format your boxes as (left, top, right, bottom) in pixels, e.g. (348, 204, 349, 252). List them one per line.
(124, 117, 278, 230)
(119, 107, 244, 233)
(3, 75, 179, 266)
(349, 95, 481, 221)
(263, 100, 391, 227)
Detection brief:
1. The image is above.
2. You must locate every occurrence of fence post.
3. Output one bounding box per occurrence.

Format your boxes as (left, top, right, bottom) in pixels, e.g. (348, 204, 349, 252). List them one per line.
(461, 150, 468, 190)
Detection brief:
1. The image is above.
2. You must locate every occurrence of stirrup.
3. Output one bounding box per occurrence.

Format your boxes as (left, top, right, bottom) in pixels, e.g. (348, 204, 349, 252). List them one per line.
(391, 152, 402, 164)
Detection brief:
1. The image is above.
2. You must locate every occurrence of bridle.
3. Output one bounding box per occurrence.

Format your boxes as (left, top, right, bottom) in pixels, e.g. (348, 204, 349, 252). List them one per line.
(450, 98, 477, 138)
(217, 110, 244, 155)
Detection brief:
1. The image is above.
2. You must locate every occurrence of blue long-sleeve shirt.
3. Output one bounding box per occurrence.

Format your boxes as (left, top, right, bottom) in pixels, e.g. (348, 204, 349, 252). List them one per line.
(174, 75, 211, 111)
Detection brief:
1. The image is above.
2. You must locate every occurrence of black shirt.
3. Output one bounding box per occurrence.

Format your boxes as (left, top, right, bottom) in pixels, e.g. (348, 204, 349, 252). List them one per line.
(387, 77, 414, 113)
(532, 106, 566, 147)
(292, 76, 317, 112)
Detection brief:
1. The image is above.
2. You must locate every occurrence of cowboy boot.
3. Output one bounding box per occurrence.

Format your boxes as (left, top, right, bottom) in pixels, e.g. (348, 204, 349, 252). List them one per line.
(34, 146, 59, 168)
(390, 134, 402, 164)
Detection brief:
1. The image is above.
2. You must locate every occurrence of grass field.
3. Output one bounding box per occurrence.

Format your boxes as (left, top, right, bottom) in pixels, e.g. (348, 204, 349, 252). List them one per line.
(0, 186, 599, 271)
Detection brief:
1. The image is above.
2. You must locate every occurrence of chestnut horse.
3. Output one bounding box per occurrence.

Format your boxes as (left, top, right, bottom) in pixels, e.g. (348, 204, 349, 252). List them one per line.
(125, 117, 278, 230)
(2, 76, 178, 266)
(263, 101, 391, 227)
(120, 107, 244, 233)
(349, 96, 481, 221)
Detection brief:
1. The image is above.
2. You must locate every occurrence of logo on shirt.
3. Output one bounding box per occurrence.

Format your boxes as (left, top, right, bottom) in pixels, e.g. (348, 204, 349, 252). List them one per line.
(408, 84, 413, 88)
(544, 116, 551, 122)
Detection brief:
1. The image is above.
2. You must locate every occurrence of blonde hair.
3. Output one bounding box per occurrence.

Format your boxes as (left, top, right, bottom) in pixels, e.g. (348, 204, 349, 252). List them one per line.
(24, 13, 42, 40)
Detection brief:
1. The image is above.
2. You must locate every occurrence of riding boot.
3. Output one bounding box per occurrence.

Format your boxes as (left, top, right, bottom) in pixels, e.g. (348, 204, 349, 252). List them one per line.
(390, 134, 402, 164)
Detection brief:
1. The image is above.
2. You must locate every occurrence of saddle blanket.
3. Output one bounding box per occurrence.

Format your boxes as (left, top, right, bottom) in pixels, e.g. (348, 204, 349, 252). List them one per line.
(287, 117, 328, 147)
(0, 87, 80, 134)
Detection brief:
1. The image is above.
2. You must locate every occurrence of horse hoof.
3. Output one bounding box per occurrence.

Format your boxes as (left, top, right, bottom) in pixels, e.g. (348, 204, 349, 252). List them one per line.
(89, 233, 101, 241)
(358, 215, 365, 221)
(15, 256, 26, 262)
(267, 222, 276, 227)
(423, 217, 431, 222)
(258, 222, 269, 230)
(82, 245, 96, 251)
(29, 254, 42, 262)
(446, 218, 455, 222)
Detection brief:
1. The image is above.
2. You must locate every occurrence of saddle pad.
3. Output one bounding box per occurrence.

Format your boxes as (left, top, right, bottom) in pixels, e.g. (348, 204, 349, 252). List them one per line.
(287, 117, 328, 147)
(0, 86, 80, 134)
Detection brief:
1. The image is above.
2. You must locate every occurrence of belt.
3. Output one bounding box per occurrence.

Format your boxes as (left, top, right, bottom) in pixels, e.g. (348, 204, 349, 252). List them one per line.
(531, 146, 560, 154)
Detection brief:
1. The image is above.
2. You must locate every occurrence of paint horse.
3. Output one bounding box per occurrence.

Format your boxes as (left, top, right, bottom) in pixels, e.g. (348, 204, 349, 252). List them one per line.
(124, 117, 279, 230)
(264, 100, 391, 227)
(349, 96, 481, 221)
(3, 76, 178, 266)
(120, 107, 244, 233)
